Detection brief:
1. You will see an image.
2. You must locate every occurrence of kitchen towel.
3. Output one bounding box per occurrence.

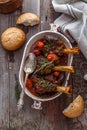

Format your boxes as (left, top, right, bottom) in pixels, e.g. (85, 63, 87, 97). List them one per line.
(52, 0, 87, 59)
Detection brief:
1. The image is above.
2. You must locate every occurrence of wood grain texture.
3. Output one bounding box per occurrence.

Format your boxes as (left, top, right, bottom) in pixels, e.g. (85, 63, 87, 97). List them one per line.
(72, 53, 87, 130)
(9, 1, 41, 130)
(0, 0, 87, 130)
(0, 14, 11, 130)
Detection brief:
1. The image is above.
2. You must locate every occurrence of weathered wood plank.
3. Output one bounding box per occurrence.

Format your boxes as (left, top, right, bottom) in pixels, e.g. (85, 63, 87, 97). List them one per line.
(8, 0, 41, 130)
(0, 14, 11, 130)
(72, 53, 87, 130)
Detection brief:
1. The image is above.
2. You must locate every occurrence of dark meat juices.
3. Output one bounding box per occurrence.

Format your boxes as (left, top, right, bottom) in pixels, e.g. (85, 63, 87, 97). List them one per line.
(25, 35, 68, 98)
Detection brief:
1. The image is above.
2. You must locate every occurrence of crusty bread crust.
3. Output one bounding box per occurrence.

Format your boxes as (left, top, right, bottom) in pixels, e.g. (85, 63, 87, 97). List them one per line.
(16, 13, 40, 26)
(1, 27, 26, 51)
(63, 95, 84, 118)
(0, 0, 23, 13)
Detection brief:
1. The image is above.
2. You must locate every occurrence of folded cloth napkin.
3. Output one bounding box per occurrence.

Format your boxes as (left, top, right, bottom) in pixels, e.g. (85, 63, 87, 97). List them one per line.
(52, 0, 87, 59)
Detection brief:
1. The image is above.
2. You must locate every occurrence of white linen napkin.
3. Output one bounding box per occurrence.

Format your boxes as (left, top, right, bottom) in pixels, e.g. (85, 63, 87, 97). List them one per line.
(52, 0, 87, 59)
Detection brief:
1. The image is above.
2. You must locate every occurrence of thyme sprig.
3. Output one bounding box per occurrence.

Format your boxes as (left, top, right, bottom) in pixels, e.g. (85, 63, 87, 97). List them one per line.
(34, 58, 54, 74)
(44, 41, 54, 52)
(39, 77, 56, 91)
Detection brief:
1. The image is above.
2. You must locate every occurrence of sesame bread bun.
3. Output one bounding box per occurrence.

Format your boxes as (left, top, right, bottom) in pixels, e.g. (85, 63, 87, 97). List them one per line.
(63, 95, 84, 118)
(16, 13, 40, 26)
(1, 27, 26, 51)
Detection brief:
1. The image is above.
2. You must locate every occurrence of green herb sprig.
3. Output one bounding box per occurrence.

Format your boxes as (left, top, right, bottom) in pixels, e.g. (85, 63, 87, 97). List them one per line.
(34, 58, 54, 74)
(44, 41, 54, 52)
(38, 77, 56, 91)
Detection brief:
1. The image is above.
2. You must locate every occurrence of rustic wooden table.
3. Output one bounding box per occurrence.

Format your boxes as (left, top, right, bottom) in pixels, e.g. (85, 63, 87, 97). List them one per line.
(0, 0, 87, 130)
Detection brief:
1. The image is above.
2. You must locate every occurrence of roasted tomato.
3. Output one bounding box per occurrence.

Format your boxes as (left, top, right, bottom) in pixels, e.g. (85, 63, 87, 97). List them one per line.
(34, 49, 41, 55)
(37, 41, 44, 48)
(53, 71, 60, 77)
(47, 53, 59, 61)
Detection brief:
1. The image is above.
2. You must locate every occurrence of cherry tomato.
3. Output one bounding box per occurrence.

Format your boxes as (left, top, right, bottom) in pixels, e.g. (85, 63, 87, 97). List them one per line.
(34, 49, 41, 55)
(26, 79, 33, 89)
(47, 55, 52, 61)
(53, 71, 60, 77)
(47, 53, 59, 61)
(37, 41, 44, 48)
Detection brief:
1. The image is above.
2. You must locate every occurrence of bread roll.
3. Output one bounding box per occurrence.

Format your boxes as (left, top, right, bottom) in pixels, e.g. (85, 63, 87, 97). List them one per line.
(16, 13, 40, 26)
(0, 0, 23, 14)
(1, 27, 26, 51)
(63, 95, 84, 118)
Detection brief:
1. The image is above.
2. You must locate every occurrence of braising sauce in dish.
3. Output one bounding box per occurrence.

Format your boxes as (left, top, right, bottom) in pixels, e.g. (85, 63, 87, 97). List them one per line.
(25, 34, 68, 98)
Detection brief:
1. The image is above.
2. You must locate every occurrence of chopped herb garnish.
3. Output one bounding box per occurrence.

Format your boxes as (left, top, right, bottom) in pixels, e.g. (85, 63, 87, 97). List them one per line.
(34, 58, 54, 74)
(38, 77, 56, 91)
(44, 41, 54, 52)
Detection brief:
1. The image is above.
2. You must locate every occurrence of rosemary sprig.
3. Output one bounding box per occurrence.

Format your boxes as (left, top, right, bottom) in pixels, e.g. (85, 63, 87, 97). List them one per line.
(34, 58, 54, 74)
(14, 74, 20, 101)
(44, 44, 51, 52)
(38, 77, 56, 91)
(44, 41, 54, 52)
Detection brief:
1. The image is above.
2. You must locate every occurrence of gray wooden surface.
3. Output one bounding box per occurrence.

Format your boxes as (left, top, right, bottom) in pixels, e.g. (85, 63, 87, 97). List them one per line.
(0, 0, 87, 130)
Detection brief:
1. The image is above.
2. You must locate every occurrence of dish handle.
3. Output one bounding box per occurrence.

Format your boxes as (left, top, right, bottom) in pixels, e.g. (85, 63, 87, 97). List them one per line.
(50, 23, 60, 32)
(31, 100, 42, 110)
